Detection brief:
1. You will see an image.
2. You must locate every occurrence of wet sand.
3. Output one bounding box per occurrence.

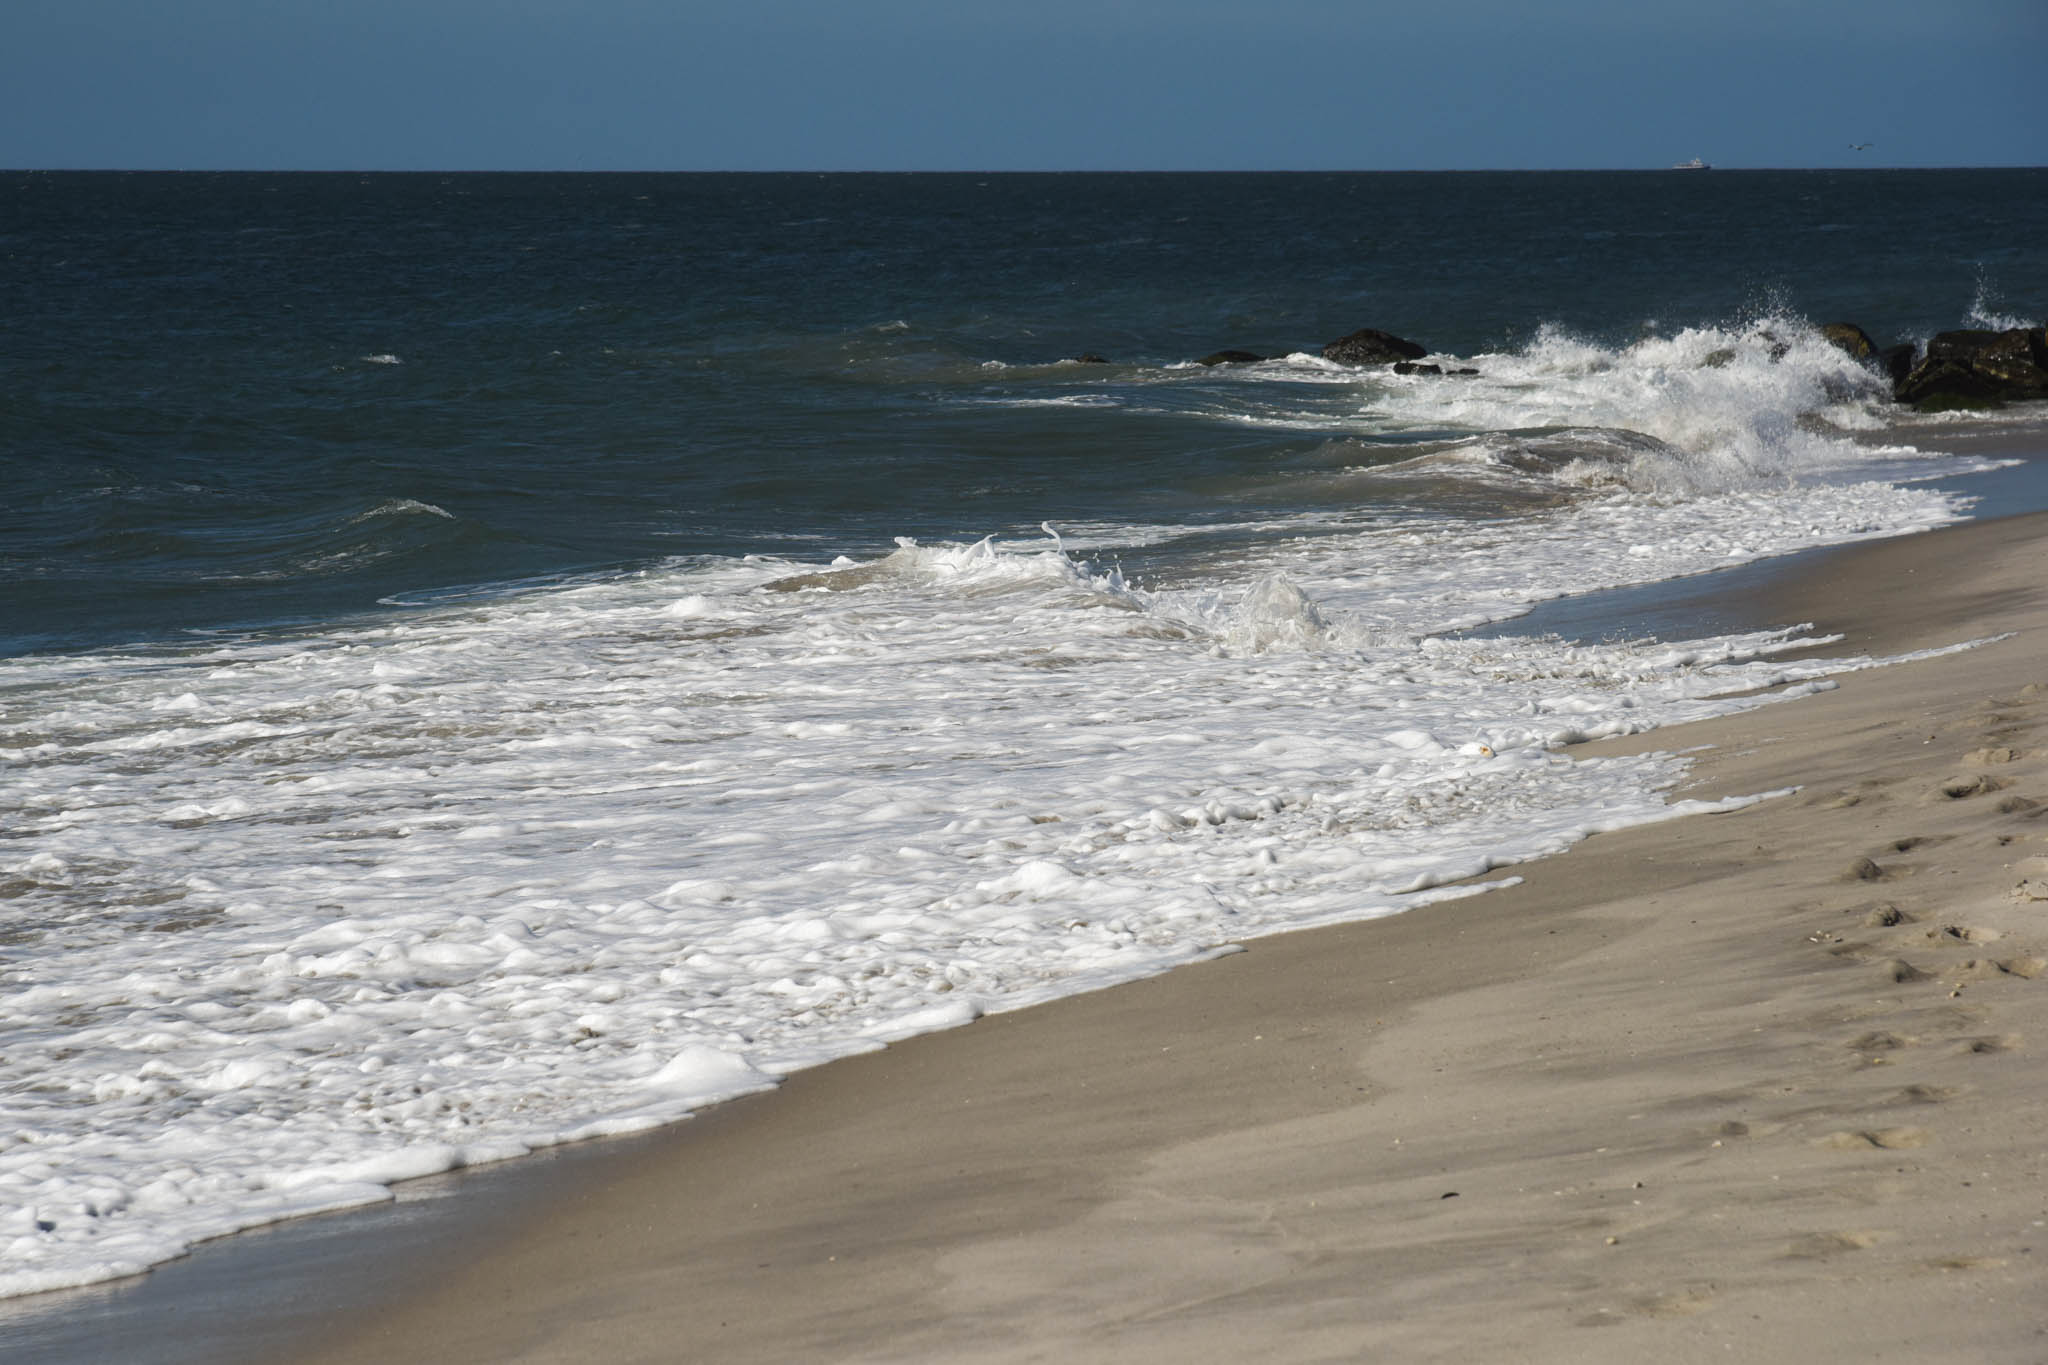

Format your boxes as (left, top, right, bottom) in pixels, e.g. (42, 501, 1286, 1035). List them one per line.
(270, 505, 2048, 1362)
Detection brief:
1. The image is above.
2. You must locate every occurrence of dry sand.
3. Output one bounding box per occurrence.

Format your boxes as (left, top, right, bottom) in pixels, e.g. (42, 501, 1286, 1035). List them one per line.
(301, 511, 2048, 1364)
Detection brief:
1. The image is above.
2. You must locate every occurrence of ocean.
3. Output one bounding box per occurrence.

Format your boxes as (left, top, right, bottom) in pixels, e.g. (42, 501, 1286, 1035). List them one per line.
(3, 169, 2046, 1300)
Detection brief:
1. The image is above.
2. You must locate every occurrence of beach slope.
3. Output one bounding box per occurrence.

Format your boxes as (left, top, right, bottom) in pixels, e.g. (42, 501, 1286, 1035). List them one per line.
(304, 512, 2048, 1364)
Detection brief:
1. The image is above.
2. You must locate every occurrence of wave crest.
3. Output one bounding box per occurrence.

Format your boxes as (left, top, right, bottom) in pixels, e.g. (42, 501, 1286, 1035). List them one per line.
(1351, 316, 1911, 497)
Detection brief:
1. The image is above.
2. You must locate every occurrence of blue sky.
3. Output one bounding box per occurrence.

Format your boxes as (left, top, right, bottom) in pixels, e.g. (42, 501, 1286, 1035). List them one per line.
(6, 0, 2043, 170)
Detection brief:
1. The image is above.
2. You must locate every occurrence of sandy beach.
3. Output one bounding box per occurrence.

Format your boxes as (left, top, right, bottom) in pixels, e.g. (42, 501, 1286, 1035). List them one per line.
(239, 500, 2048, 1364)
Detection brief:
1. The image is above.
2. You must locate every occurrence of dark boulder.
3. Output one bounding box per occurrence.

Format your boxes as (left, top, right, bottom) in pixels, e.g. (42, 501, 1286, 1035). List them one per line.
(1820, 322, 1877, 362)
(1895, 327, 2048, 410)
(1197, 349, 1266, 366)
(1874, 344, 1915, 387)
(1896, 360, 2007, 410)
(1927, 328, 2048, 390)
(1071, 353, 1112, 365)
(1392, 361, 1443, 376)
(1321, 328, 1427, 366)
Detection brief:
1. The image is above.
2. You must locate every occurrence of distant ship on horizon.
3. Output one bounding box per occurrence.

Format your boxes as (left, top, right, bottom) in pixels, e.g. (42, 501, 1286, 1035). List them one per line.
(1671, 157, 1712, 170)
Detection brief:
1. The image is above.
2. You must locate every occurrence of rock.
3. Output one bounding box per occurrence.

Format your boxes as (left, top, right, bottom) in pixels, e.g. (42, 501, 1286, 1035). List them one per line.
(1071, 353, 1111, 364)
(1702, 348, 1736, 369)
(1821, 322, 1877, 362)
(1821, 322, 1913, 389)
(1874, 343, 1916, 386)
(1926, 326, 2048, 379)
(1197, 349, 1266, 366)
(1895, 327, 2048, 410)
(1898, 361, 2006, 410)
(1392, 361, 1443, 375)
(1321, 328, 1427, 366)
(1446, 367, 1480, 376)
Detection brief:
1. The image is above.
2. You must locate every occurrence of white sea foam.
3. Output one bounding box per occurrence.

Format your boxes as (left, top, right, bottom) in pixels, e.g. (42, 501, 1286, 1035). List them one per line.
(983, 394, 1119, 408)
(1359, 322, 1904, 488)
(0, 449, 1976, 1298)
(347, 499, 455, 524)
(1964, 273, 2036, 333)
(1163, 319, 2014, 497)
(0, 314, 1994, 1296)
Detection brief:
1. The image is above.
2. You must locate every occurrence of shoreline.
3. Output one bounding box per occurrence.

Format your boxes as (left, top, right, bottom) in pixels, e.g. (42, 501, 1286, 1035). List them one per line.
(294, 501, 2048, 1362)
(1462, 429, 2048, 649)
(9, 450, 2048, 1363)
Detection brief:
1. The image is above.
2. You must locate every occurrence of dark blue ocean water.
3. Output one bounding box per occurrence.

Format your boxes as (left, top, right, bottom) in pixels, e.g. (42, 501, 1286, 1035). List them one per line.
(3, 169, 2045, 656)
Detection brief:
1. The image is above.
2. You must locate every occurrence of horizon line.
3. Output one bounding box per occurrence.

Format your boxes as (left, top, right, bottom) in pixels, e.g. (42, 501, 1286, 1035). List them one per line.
(6, 163, 2044, 176)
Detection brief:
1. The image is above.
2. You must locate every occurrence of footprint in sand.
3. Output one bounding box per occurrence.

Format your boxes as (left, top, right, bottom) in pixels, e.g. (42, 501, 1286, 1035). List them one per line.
(1966, 747, 2026, 766)
(1927, 1255, 2009, 1272)
(1936, 774, 2006, 801)
(1814, 779, 1891, 811)
(1957, 1034, 2021, 1055)
(1633, 1288, 1716, 1317)
(1846, 1030, 1911, 1053)
(1997, 794, 2041, 816)
(1947, 715, 2025, 744)
(1783, 1229, 1887, 1258)
(1941, 957, 2047, 989)
(1888, 1084, 1955, 1104)
(1578, 1288, 1718, 1328)
(1817, 1127, 1931, 1151)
